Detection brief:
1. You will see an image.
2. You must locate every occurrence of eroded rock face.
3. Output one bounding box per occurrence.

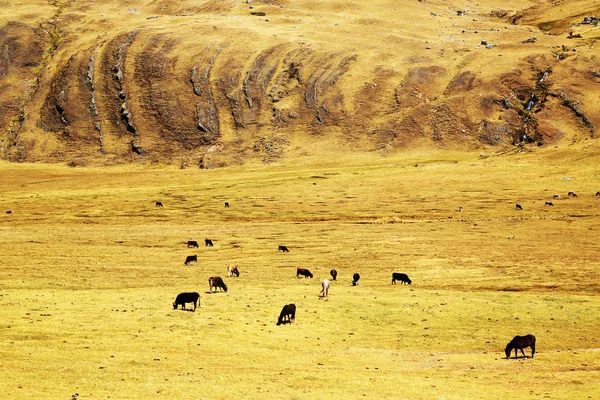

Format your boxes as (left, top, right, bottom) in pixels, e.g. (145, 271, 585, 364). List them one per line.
(1, 1, 597, 165)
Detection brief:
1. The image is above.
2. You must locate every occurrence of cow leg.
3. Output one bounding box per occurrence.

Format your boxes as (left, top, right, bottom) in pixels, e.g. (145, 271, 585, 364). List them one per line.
(193, 301, 197, 311)
(520, 348, 526, 358)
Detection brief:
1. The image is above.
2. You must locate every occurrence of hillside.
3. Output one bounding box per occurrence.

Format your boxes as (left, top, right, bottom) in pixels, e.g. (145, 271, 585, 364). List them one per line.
(1, 0, 599, 165)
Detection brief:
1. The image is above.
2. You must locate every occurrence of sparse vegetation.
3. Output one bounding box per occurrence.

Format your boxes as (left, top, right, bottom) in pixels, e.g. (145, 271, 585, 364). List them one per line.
(1, 145, 600, 399)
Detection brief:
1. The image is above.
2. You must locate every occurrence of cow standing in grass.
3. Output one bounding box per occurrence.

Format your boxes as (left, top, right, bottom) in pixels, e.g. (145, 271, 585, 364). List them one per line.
(330, 269, 337, 281)
(227, 265, 239, 277)
(392, 273, 412, 285)
(173, 292, 200, 311)
(297, 268, 313, 278)
(208, 276, 228, 293)
(505, 334, 536, 358)
(276, 304, 296, 325)
(184, 255, 197, 265)
(320, 279, 330, 299)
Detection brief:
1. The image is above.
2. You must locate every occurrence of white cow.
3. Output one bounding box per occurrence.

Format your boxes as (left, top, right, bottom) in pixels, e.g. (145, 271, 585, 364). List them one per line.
(320, 279, 330, 300)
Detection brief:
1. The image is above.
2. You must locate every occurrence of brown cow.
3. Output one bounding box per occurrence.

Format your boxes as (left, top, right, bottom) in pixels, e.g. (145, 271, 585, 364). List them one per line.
(505, 334, 536, 359)
(296, 268, 313, 278)
(227, 265, 239, 277)
(208, 276, 228, 293)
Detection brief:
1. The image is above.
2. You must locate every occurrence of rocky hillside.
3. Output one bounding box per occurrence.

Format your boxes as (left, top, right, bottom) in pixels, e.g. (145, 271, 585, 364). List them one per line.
(1, 0, 599, 166)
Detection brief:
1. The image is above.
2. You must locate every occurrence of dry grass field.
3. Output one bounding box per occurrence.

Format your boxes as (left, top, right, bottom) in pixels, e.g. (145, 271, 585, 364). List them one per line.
(1, 143, 600, 399)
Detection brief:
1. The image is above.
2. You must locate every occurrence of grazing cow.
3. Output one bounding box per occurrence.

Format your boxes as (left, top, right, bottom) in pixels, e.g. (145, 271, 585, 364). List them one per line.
(278, 245, 289, 252)
(596, 192, 600, 197)
(330, 269, 338, 281)
(208, 276, 228, 293)
(155, 201, 163, 207)
(173, 292, 200, 311)
(545, 202, 554, 207)
(320, 279, 330, 299)
(227, 265, 240, 277)
(392, 273, 412, 285)
(297, 267, 313, 278)
(184, 255, 198, 265)
(205, 239, 214, 247)
(515, 203, 523, 210)
(224, 202, 230, 207)
(6, 210, 11, 214)
(505, 334, 536, 359)
(276, 303, 296, 325)
(352, 273, 360, 286)
(568, 191, 578, 197)
(187, 240, 199, 248)
(553, 194, 560, 199)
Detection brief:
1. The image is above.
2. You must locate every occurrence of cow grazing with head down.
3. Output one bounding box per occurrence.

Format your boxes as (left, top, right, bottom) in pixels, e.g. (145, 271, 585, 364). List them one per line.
(568, 191, 578, 197)
(320, 279, 330, 299)
(227, 265, 239, 277)
(155, 201, 163, 207)
(205, 239, 214, 247)
(505, 334, 536, 359)
(278, 245, 289, 252)
(276, 304, 296, 325)
(545, 202, 554, 207)
(296, 268, 313, 278)
(553, 194, 560, 199)
(208, 276, 228, 293)
(515, 203, 523, 210)
(352, 273, 360, 286)
(392, 273, 412, 285)
(330, 269, 337, 281)
(225, 202, 230, 207)
(173, 292, 200, 311)
(187, 240, 199, 248)
(184, 255, 198, 265)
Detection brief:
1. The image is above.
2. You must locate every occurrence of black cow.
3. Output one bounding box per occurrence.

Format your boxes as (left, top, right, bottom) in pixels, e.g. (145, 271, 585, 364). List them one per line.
(330, 269, 338, 281)
(545, 202, 553, 207)
(184, 255, 197, 265)
(155, 201, 163, 207)
(553, 194, 560, 199)
(515, 203, 523, 210)
(278, 245, 289, 252)
(187, 240, 199, 248)
(276, 304, 296, 325)
(568, 191, 578, 197)
(173, 292, 200, 311)
(205, 239, 214, 247)
(505, 334, 536, 359)
(392, 273, 412, 285)
(225, 202, 230, 207)
(596, 192, 600, 197)
(208, 276, 228, 293)
(352, 273, 360, 286)
(297, 268, 313, 278)
(6, 211, 11, 214)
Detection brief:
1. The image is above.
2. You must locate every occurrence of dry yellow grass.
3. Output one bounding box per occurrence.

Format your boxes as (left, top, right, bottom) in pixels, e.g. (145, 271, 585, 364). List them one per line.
(1, 144, 600, 399)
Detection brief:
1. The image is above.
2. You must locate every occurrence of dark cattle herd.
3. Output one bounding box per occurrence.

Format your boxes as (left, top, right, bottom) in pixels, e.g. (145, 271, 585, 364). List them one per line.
(164, 190, 600, 357)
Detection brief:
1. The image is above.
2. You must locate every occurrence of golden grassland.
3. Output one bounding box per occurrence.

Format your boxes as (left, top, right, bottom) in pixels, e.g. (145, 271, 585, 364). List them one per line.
(1, 144, 600, 399)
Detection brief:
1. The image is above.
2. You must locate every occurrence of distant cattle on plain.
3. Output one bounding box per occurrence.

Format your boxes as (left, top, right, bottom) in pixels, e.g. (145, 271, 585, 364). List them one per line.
(278, 245, 289, 252)
(352, 273, 360, 286)
(568, 191, 578, 197)
(321, 279, 330, 299)
(515, 203, 523, 210)
(505, 334, 536, 359)
(330, 269, 337, 281)
(173, 292, 200, 311)
(205, 239, 214, 247)
(392, 273, 412, 285)
(545, 202, 553, 207)
(225, 202, 230, 207)
(187, 240, 199, 248)
(227, 265, 239, 277)
(276, 304, 296, 325)
(208, 276, 228, 293)
(297, 268, 313, 278)
(155, 201, 163, 207)
(184, 255, 197, 265)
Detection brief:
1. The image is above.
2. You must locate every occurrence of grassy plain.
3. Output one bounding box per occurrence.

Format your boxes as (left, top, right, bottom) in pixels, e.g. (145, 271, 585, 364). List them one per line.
(1, 144, 600, 399)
